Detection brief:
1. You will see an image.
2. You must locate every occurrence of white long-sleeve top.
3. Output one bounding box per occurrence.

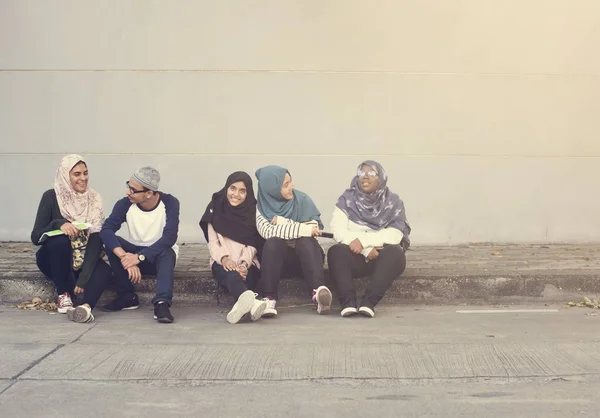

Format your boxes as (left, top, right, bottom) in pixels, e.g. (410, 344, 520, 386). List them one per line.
(330, 207, 403, 259)
(256, 210, 318, 240)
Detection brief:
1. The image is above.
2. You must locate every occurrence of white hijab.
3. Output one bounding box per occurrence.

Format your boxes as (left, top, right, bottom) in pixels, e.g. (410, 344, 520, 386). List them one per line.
(54, 154, 105, 233)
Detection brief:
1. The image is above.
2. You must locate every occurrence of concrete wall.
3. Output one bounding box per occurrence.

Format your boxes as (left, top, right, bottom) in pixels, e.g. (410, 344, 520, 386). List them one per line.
(1, 0, 599, 244)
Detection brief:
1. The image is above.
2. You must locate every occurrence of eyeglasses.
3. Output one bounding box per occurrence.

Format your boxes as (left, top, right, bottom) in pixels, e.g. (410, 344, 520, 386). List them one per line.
(125, 181, 147, 194)
(357, 170, 378, 178)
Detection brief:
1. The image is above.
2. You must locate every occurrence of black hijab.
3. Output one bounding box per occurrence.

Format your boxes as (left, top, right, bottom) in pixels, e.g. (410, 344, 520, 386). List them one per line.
(200, 171, 262, 249)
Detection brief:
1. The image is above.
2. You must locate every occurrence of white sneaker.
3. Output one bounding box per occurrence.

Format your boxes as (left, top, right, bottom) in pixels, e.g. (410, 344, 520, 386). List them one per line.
(67, 304, 94, 323)
(57, 293, 73, 314)
(261, 298, 278, 318)
(358, 306, 375, 318)
(250, 296, 267, 322)
(226, 290, 256, 324)
(313, 286, 332, 315)
(341, 307, 358, 317)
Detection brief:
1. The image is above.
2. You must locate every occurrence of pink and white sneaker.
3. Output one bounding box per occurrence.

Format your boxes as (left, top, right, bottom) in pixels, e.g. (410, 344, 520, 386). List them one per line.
(57, 292, 73, 314)
(312, 286, 332, 315)
(261, 297, 278, 318)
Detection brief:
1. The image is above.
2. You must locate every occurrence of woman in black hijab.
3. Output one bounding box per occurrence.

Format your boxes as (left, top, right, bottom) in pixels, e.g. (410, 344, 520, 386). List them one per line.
(200, 172, 266, 324)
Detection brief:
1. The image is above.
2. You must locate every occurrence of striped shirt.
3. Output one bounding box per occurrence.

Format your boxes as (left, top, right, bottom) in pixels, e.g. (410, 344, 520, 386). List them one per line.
(256, 210, 317, 240)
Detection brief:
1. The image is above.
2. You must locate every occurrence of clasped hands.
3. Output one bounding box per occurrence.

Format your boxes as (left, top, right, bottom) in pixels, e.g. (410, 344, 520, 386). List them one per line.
(113, 249, 142, 283)
(349, 238, 379, 260)
(221, 256, 249, 279)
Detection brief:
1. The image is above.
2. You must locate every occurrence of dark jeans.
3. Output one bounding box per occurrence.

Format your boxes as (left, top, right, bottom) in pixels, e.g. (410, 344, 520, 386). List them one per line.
(36, 235, 111, 309)
(105, 236, 176, 306)
(212, 262, 260, 300)
(327, 243, 406, 309)
(260, 237, 325, 299)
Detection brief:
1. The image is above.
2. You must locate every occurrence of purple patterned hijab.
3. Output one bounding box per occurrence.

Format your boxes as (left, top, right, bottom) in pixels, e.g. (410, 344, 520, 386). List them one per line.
(336, 160, 411, 243)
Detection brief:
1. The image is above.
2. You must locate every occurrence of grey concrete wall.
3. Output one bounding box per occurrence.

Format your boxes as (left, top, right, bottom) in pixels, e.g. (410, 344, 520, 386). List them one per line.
(1, 0, 599, 244)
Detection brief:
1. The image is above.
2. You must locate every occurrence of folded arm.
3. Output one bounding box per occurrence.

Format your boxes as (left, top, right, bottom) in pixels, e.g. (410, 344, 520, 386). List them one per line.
(256, 211, 314, 240)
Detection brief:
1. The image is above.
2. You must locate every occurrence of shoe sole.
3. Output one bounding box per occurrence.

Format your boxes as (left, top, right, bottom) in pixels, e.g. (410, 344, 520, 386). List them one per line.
(57, 307, 72, 314)
(154, 316, 174, 324)
(250, 300, 268, 322)
(316, 287, 332, 315)
(102, 304, 140, 312)
(67, 306, 91, 323)
(227, 291, 256, 324)
(358, 308, 375, 318)
(341, 309, 358, 317)
(262, 308, 278, 318)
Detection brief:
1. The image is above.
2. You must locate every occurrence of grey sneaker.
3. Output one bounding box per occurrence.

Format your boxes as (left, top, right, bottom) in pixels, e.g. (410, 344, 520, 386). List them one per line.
(67, 304, 94, 323)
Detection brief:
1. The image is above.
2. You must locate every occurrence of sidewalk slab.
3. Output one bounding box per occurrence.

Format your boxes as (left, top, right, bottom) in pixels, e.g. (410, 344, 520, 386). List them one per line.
(2, 242, 600, 305)
(2, 305, 600, 418)
(0, 344, 59, 379)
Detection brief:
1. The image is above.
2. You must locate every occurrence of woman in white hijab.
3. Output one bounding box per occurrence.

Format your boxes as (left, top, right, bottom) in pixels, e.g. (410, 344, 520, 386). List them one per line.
(31, 154, 111, 323)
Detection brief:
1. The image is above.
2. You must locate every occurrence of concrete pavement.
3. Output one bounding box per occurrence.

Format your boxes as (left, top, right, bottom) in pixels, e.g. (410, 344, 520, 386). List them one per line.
(1, 303, 600, 417)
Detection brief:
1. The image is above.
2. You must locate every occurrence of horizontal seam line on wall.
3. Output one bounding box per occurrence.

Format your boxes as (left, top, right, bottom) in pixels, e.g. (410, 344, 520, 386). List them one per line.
(0, 69, 599, 77)
(1, 153, 599, 158)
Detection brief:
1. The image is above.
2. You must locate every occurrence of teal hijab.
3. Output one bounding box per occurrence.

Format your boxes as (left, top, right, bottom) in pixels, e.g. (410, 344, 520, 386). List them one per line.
(255, 165, 323, 229)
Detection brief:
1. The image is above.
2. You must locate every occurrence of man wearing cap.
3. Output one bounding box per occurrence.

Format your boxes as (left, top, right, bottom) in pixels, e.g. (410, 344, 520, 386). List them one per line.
(100, 167, 180, 323)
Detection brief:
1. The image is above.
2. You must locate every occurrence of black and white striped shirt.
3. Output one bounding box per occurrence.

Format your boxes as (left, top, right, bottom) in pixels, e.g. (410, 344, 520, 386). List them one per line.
(256, 210, 317, 240)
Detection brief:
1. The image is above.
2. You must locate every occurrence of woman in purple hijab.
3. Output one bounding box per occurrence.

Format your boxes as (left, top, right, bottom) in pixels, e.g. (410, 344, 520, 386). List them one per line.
(328, 160, 411, 318)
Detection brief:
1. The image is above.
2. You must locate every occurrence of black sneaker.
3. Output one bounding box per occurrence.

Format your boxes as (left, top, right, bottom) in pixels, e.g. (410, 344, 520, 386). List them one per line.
(102, 294, 140, 312)
(154, 302, 174, 324)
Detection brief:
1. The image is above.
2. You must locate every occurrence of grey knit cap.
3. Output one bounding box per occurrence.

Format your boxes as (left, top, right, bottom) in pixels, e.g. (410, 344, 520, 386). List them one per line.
(132, 166, 160, 191)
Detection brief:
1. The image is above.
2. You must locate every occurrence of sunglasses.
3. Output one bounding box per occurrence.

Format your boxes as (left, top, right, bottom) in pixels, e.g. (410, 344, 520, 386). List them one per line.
(357, 169, 378, 178)
(125, 181, 147, 194)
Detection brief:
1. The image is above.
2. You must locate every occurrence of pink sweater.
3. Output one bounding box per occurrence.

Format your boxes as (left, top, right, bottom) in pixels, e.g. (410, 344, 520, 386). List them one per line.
(206, 223, 260, 268)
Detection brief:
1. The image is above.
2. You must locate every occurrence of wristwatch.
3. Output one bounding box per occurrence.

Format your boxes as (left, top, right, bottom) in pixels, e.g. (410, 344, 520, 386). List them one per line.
(137, 253, 146, 262)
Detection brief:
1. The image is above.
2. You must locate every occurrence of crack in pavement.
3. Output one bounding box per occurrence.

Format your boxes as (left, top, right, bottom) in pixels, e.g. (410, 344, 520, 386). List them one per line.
(70, 322, 98, 344)
(3, 321, 98, 391)
(0, 381, 17, 396)
(9, 344, 65, 381)
(10, 372, 600, 384)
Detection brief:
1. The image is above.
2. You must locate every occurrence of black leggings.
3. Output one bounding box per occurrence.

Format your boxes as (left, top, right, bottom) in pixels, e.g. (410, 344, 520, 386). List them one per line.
(36, 235, 111, 309)
(260, 237, 325, 299)
(327, 243, 406, 309)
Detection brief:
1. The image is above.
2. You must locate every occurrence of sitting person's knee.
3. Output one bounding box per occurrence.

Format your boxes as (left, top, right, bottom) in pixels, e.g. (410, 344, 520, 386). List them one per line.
(295, 236, 317, 248)
(225, 270, 243, 280)
(44, 235, 71, 251)
(155, 248, 176, 260)
(379, 244, 405, 257)
(263, 237, 285, 250)
(327, 243, 349, 258)
(379, 245, 406, 269)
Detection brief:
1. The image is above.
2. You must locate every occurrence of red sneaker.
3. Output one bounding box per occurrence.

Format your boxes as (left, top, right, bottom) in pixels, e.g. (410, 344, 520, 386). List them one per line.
(57, 292, 73, 314)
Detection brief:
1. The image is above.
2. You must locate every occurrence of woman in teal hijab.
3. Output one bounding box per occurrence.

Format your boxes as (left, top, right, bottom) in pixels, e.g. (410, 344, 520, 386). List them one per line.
(256, 165, 323, 228)
(254, 165, 332, 318)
